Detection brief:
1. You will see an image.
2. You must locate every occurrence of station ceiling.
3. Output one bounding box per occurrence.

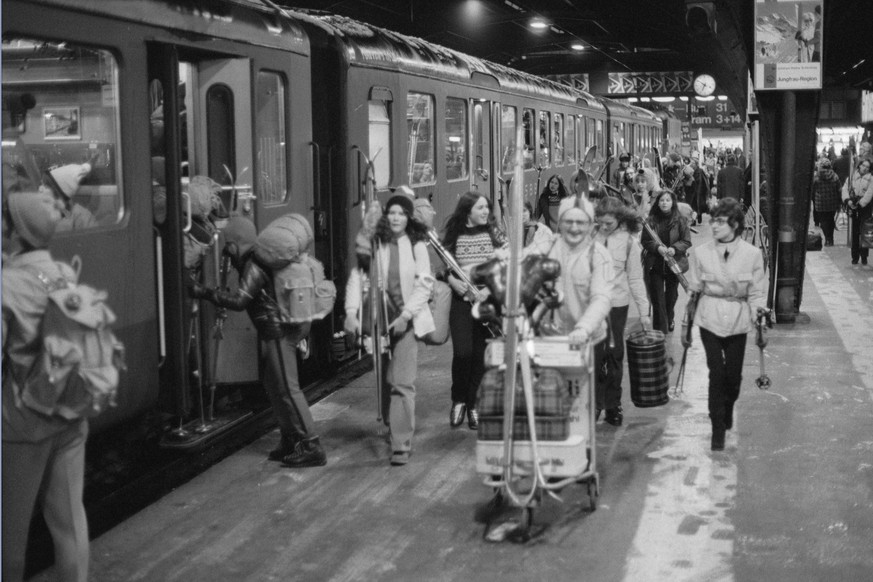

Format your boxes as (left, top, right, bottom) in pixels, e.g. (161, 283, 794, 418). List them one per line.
(285, 0, 872, 111)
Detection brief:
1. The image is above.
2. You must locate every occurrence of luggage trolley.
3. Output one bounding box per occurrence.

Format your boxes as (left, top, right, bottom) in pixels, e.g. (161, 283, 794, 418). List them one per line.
(475, 333, 599, 538)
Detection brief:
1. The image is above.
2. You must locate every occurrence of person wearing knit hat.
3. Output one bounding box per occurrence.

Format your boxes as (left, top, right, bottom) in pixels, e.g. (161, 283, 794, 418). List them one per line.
(545, 191, 613, 372)
(611, 153, 633, 190)
(41, 162, 98, 231)
(4, 190, 63, 250)
(344, 192, 435, 465)
(190, 213, 328, 468)
(3, 190, 91, 582)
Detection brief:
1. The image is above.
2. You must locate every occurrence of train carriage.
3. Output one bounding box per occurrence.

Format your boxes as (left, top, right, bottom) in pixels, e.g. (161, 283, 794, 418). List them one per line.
(1, 0, 663, 508)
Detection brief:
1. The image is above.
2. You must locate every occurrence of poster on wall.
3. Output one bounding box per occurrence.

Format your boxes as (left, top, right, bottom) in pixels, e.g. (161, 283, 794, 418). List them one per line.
(754, 0, 822, 90)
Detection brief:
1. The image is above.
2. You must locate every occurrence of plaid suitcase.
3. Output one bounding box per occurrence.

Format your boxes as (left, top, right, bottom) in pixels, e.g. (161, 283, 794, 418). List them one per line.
(477, 367, 569, 417)
(477, 415, 570, 441)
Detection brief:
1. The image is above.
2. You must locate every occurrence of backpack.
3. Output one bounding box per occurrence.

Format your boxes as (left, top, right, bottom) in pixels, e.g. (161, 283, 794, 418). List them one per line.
(272, 253, 337, 332)
(17, 263, 126, 420)
(253, 213, 337, 335)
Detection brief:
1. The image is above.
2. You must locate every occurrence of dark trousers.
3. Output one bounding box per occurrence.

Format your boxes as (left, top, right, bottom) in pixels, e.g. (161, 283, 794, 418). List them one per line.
(814, 210, 836, 244)
(849, 205, 872, 262)
(699, 328, 747, 432)
(449, 294, 489, 407)
(645, 267, 679, 335)
(262, 337, 316, 443)
(595, 305, 628, 411)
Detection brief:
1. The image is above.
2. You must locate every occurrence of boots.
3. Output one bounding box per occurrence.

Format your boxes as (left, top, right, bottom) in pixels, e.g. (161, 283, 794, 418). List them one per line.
(268, 435, 298, 462)
(282, 436, 327, 468)
(604, 406, 623, 427)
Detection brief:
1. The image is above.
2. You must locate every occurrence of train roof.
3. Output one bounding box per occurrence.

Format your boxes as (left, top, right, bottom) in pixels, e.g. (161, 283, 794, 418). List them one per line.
(291, 11, 605, 112)
(7, 0, 308, 55)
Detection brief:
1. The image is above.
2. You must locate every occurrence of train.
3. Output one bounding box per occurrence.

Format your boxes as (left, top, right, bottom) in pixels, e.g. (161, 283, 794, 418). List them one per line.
(1, 0, 666, 495)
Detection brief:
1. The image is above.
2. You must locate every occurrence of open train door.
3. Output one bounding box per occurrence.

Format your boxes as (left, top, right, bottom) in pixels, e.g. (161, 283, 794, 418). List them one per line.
(472, 100, 502, 223)
(148, 44, 258, 447)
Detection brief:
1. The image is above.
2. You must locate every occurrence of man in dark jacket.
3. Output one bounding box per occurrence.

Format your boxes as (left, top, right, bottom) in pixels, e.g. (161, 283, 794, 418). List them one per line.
(192, 216, 326, 468)
(813, 159, 842, 246)
(833, 148, 852, 187)
(716, 154, 745, 201)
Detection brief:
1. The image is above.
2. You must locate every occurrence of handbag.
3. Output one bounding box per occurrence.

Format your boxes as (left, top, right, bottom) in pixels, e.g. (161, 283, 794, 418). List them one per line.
(422, 279, 451, 345)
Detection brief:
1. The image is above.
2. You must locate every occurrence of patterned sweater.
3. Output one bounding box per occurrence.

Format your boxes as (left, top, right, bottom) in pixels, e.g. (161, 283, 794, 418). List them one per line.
(453, 226, 499, 268)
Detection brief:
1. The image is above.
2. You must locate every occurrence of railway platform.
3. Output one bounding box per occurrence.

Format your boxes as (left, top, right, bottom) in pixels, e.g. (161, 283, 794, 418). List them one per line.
(33, 226, 873, 582)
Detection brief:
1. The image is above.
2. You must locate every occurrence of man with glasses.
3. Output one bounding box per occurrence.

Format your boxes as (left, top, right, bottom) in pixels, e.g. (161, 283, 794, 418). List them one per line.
(685, 198, 767, 451)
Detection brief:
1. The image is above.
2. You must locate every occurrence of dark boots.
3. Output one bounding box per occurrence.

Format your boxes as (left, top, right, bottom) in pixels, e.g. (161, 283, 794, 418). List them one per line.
(604, 406, 623, 426)
(282, 436, 327, 468)
(268, 435, 298, 462)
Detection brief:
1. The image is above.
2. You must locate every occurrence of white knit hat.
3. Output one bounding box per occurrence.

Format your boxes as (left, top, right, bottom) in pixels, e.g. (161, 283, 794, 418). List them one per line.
(48, 163, 92, 199)
(557, 195, 595, 223)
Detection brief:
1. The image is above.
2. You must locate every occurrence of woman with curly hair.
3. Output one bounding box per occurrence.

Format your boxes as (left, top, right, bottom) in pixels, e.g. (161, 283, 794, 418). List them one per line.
(442, 191, 507, 430)
(641, 189, 692, 334)
(594, 196, 651, 426)
(344, 193, 435, 465)
(535, 173, 570, 230)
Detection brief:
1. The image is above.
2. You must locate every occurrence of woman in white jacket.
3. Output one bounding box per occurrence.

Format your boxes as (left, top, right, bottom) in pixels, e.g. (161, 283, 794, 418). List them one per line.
(594, 196, 651, 426)
(344, 194, 435, 466)
(841, 157, 873, 265)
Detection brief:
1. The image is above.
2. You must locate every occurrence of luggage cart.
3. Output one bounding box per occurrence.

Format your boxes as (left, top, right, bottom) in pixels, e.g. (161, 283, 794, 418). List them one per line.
(476, 334, 599, 539)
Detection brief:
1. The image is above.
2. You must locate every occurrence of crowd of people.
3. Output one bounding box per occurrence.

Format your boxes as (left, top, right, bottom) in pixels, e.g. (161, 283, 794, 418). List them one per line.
(812, 141, 873, 264)
(3, 149, 774, 580)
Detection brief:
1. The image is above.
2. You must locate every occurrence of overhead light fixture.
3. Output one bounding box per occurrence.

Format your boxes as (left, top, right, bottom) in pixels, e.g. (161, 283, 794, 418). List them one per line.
(695, 95, 715, 101)
(652, 96, 675, 103)
(679, 96, 689, 101)
(640, 97, 651, 102)
(550, 26, 562, 34)
(571, 43, 585, 51)
(627, 97, 639, 103)
(530, 19, 548, 29)
(717, 95, 728, 101)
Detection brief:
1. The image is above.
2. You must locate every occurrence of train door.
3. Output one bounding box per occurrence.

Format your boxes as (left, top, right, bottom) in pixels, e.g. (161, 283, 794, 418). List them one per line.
(148, 44, 259, 442)
(472, 100, 498, 214)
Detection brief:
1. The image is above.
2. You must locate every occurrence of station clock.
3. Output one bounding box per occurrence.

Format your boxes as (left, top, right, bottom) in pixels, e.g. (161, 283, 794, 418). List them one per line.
(693, 74, 716, 97)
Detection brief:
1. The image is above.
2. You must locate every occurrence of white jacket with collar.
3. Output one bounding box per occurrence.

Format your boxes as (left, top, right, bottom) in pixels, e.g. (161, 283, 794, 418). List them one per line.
(345, 235, 436, 338)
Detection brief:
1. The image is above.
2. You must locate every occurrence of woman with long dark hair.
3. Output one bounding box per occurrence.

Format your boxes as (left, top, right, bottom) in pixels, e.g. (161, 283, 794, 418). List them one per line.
(344, 194, 435, 465)
(442, 191, 506, 430)
(641, 189, 692, 335)
(535, 174, 570, 230)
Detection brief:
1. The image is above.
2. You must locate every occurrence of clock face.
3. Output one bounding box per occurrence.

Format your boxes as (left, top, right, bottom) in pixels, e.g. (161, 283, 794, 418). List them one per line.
(694, 74, 716, 97)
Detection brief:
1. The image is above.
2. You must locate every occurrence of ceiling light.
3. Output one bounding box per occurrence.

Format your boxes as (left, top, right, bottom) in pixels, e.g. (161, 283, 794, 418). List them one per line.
(717, 95, 728, 101)
(550, 26, 562, 34)
(530, 19, 548, 29)
(679, 96, 689, 102)
(571, 43, 585, 51)
(652, 96, 675, 103)
(695, 96, 715, 101)
(640, 97, 651, 102)
(627, 97, 639, 103)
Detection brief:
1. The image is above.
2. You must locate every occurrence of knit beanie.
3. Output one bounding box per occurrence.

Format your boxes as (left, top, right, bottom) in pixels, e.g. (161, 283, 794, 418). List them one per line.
(384, 194, 414, 218)
(7, 190, 62, 248)
(48, 162, 92, 199)
(557, 195, 595, 223)
(222, 215, 257, 257)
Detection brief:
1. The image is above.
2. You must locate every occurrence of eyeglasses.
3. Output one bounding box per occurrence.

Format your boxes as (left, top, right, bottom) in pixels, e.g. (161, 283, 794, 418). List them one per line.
(710, 217, 730, 225)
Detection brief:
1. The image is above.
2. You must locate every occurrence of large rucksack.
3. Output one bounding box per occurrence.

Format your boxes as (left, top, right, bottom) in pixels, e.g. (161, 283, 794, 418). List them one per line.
(17, 262, 126, 420)
(254, 214, 337, 335)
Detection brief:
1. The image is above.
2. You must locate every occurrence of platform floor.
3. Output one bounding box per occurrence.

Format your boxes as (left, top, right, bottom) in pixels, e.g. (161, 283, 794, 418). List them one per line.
(35, 226, 873, 582)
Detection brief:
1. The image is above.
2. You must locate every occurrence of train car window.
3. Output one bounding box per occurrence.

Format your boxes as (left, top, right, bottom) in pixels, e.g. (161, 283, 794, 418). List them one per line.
(444, 97, 467, 181)
(255, 71, 287, 205)
(522, 108, 534, 170)
(368, 100, 391, 188)
(407, 92, 434, 186)
(565, 115, 576, 166)
(553, 114, 564, 166)
(2, 38, 122, 232)
(500, 105, 516, 174)
(596, 119, 604, 155)
(538, 111, 551, 167)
